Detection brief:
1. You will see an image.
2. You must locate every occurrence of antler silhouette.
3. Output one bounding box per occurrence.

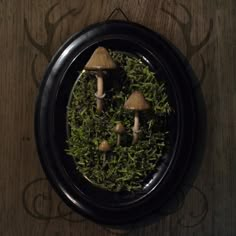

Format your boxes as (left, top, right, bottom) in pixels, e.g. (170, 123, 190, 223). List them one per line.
(162, 1, 213, 60)
(161, 1, 213, 86)
(22, 177, 87, 222)
(31, 55, 39, 87)
(24, 2, 85, 87)
(177, 185, 208, 228)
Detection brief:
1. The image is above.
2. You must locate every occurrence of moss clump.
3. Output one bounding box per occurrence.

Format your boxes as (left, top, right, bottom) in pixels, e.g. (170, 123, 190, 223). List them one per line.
(66, 51, 171, 192)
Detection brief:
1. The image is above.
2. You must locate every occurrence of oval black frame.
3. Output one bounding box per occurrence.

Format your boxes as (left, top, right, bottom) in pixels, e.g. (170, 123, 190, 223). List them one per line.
(35, 20, 196, 225)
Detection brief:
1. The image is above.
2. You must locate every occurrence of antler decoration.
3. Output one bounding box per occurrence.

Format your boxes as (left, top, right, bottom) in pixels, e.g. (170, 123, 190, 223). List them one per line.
(161, 1, 213, 87)
(22, 177, 86, 222)
(24, 2, 85, 88)
(176, 185, 208, 228)
(158, 184, 208, 228)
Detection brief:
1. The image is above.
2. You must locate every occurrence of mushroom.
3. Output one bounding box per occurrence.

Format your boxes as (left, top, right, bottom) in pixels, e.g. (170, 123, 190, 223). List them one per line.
(114, 122, 125, 146)
(84, 47, 116, 113)
(124, 91, 150, 144)
(98, 140, 111, 167)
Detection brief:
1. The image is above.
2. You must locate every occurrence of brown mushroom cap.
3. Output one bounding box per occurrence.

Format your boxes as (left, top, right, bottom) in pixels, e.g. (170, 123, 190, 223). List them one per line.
(84, 47, 116, 71)
(124, 91, 150, 111)
(114, 123, 125, 134)
(98, 140, 111, 152)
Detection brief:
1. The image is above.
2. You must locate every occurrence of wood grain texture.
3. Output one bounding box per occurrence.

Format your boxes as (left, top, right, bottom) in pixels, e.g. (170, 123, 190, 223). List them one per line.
(0, 0, 235, 235)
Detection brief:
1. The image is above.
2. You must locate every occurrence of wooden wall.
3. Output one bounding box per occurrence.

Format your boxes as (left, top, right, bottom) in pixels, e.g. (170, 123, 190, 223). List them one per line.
(0, 0, 235, 235)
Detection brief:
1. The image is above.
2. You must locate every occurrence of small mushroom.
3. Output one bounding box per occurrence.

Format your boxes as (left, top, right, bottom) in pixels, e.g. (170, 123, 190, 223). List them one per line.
(98, 140, 111, 167)
(114, 122, 125, 146)
(124, 91, 150, 144)
(84, 47, 116, 113)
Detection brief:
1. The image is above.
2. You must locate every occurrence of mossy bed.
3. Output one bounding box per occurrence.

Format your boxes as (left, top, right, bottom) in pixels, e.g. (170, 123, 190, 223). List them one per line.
(66, 50, 171, 192)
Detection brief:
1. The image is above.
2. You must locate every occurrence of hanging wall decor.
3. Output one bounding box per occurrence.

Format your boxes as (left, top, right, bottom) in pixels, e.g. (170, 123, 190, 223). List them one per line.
(35, 20, 196, 224)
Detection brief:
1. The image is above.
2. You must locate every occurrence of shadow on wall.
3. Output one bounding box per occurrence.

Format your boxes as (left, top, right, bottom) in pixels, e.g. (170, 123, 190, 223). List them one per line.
(104, 31, 208, 236)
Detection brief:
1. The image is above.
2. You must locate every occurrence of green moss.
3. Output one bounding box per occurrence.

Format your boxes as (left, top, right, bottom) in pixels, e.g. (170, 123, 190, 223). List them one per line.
(66, 51, 171, 192)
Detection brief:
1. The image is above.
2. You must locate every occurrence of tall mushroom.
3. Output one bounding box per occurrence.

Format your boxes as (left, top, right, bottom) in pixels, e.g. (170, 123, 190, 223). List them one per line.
(98, 140, 111, 167)
(114, 122, 125, 146)
(124, 91, 150, 144)
(84, 47, 116, 113)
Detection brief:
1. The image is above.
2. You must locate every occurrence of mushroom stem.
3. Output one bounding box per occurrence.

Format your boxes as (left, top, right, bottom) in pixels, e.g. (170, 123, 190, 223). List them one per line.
(102, 153, 106, 168)
(96, 72, 104, 113)
(132, 111, 140, 144)
(117, 134, 121, 146)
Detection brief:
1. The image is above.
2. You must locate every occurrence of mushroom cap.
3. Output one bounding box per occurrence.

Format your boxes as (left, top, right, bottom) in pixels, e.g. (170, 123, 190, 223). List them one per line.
(98, 140, 111, 152)
(124, 91, 150, 111)
(84, 47, 116, 71)
(114, 122, 125, 134)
